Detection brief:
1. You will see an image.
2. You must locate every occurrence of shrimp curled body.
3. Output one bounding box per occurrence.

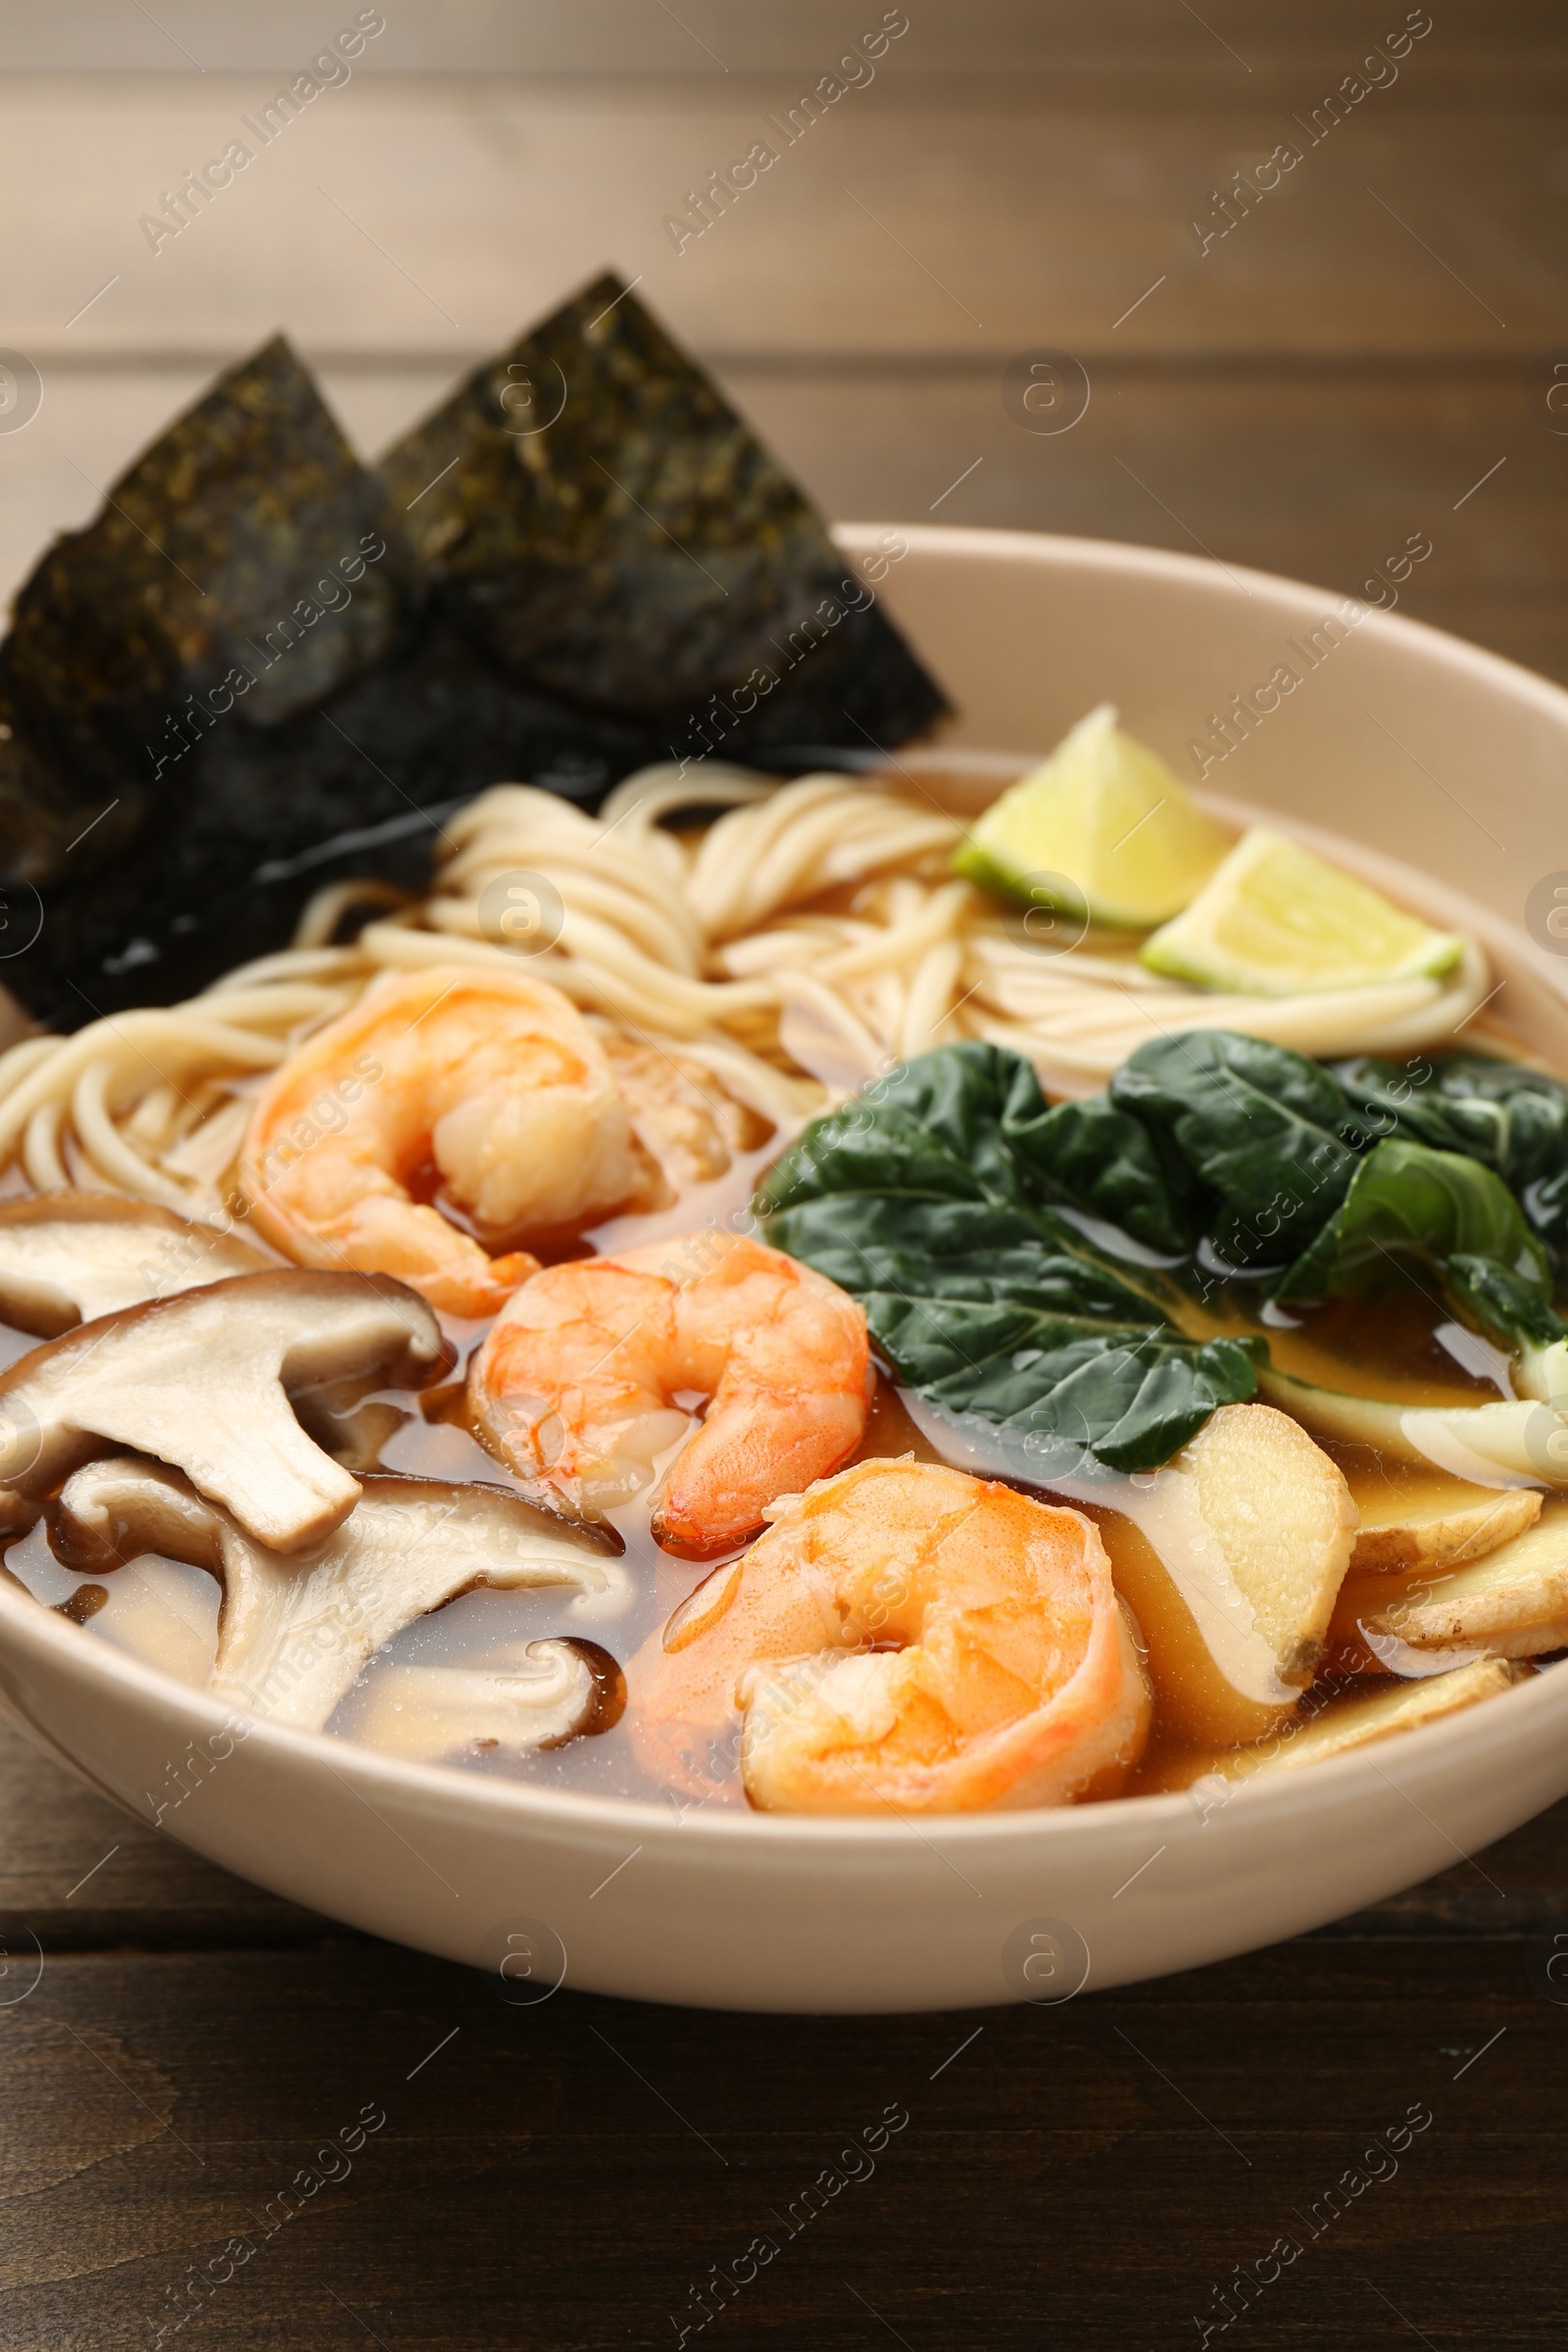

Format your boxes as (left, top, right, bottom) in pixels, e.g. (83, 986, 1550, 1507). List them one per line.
(632, 1457, 1152, 1812)
(468, 1233, 871, 1553)
(240, 967, 654, 1317)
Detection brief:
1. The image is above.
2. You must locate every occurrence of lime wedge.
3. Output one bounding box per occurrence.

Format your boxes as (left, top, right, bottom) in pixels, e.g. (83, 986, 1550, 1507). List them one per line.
(1140, 826, 1467, 997)
(954, 703, 1232, 929)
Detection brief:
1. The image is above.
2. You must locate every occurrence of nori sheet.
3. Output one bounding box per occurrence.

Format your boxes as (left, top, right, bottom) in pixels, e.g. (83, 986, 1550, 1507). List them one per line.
(6, 618, 673, 1031)
(5, 335, 413, 882)
(379, 272, 947, 761)
(0, 279, 950, 1031)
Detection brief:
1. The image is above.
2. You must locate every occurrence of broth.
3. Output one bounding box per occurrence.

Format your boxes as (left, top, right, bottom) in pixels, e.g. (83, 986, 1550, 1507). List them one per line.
(6, 1258, 1551, 1810)
(4, 766, 1565, 1812)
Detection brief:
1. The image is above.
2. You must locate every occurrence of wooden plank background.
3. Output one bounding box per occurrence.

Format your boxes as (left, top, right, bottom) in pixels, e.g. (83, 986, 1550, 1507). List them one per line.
(2, 5, 1568, 2344)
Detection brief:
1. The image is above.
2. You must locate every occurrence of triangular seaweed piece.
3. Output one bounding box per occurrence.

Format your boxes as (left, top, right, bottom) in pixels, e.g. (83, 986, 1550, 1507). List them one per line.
(379, 270, 949, 756)
(0, 338, 443, 1025)
(0, 286, 953, 1030)
(0, 336, 415, 899)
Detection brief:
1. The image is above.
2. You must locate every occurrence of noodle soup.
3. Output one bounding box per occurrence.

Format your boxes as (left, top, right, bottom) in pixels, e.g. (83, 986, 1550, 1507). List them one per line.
(1, 753, 1562, 1816)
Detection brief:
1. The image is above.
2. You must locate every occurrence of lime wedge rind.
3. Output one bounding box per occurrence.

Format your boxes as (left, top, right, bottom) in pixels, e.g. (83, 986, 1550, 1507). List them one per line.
(954, 841, 1088, 919)
(1139, 825, 1468, 999)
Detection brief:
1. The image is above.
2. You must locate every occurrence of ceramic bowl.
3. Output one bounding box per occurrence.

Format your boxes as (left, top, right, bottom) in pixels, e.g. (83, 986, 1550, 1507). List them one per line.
(4, 522, 1567, 2014)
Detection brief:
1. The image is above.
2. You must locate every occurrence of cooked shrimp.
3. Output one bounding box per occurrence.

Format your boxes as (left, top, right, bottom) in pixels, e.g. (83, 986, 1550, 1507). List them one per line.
(240, 967, 658, 1316)
(468, 1231, 870, 1551)
(629, 1457, 1151, 1811)
(591, 1025, 772, 1195)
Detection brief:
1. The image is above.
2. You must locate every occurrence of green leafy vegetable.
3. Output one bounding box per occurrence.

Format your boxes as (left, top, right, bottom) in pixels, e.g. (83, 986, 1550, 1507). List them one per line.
(1002, 1094, 1198, 1257)
(1103, 1034, 1568, 1284)
(911, 1328, 1262, 1480)
(1276, 1140, 1552, 1302)
(1439, 1252, 1568, 1415)
(759, 1042, 1260, 1475)
(766, 1040, 1197, 1258)
(760, 1031, 1568, 1478)
(1108, 1031, 1363, 1271)
(762, 1043, 1033, 1218)
(1334, 1053, 1568, 1266)
(1445, 1252, 1566, 1353)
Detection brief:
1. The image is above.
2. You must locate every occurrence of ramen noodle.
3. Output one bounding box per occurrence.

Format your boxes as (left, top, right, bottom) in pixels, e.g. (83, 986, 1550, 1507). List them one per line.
(0, 760, 1498, 1213)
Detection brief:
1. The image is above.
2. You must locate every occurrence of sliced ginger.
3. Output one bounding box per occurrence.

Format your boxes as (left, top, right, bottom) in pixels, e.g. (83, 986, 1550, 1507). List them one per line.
(1349, 1478, 1542, 1573)
(1335, 1496, 1568, 1662)
(1092, 1402, 1357, 1748)
(1203, 1655, 1533, 1778)
(1178, 1402, 1358, 1683)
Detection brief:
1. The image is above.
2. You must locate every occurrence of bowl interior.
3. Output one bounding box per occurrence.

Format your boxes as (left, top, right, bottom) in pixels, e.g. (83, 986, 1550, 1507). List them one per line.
(843, 523, 1568, 945)
(8, 525, 1568, 2009)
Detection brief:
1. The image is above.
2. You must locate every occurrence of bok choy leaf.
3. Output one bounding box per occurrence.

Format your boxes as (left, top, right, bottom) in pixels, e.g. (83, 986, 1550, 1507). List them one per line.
(1107, 1030, 1366, 1273)
(759, 1043, 1260, 1475)
(761, 1032, 1568, 1481)
(1333, 1052, 1568, 1265)
(1276, 1140, 1551, 1303)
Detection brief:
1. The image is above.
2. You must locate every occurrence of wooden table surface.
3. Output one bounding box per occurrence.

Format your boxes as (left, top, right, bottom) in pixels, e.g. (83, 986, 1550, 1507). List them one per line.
(5, 6, 1568, 2344)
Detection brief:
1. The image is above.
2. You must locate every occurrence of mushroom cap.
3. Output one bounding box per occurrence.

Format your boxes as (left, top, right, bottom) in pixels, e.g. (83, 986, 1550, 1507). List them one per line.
(0, 1193, 272, 1335)
(51, 1453, 622, 1732)
(345, 1641, 624, 1761)
(0, 1269, 448, 1551)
